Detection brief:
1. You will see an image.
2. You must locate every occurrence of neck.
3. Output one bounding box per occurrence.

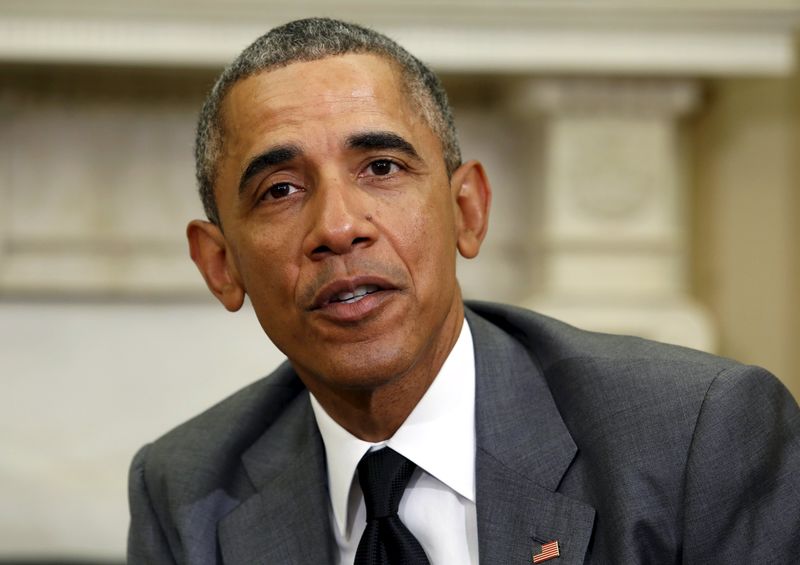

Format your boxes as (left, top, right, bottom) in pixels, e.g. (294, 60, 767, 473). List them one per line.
(303, 302, 464, 442)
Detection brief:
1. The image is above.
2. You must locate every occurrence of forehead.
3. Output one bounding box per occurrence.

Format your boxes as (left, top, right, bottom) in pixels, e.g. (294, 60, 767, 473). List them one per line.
(219, 53, 425, 150)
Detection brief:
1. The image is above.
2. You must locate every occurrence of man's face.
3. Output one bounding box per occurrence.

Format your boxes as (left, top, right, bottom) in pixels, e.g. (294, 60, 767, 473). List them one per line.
(197, 54, 487, 395)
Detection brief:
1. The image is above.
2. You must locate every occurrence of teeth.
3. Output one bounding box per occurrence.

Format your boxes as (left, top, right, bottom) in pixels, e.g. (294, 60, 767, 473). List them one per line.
(334, 284, 379, 304)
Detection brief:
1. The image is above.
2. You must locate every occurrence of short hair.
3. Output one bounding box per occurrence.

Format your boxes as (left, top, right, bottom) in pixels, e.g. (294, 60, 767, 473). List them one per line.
(194, 17, 462, 226)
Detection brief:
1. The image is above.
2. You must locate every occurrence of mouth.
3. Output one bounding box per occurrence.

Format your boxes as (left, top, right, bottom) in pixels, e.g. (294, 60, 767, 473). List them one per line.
(328, 284, 381, 305)
(310, 276, 397, 312)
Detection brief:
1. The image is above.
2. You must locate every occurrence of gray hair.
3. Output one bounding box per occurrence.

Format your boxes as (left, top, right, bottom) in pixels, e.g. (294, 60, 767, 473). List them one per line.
(194, 17, 462, 225)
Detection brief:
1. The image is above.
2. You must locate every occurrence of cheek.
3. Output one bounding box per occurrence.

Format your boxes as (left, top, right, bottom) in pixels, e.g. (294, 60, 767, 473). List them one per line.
(236, 229, 303, 303)
(395, 195, 458, 280)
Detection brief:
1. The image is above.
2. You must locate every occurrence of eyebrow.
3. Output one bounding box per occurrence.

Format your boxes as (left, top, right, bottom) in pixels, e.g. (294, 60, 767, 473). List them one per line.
(238, 144, 301, 194)
(236, 132, 420, 195)
(346, 131, 421, 161)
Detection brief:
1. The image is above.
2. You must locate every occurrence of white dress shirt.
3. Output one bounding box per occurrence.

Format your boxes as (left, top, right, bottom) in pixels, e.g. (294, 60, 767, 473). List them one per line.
(309, 318, 478, 565)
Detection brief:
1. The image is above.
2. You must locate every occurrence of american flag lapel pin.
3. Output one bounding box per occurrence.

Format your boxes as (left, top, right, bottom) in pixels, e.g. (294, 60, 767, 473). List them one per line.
(532, 540, 560, 563)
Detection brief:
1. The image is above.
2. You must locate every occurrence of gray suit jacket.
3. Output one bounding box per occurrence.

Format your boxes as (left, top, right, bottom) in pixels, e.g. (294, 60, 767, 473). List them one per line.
(128, 301, 800, 564)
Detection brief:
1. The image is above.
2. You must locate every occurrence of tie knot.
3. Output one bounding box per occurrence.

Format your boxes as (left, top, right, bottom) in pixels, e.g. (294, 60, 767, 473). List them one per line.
(357, 447, 417, 520)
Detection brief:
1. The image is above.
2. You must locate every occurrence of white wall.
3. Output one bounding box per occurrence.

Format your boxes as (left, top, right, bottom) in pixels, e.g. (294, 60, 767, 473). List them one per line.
(0, 300, 283, 558)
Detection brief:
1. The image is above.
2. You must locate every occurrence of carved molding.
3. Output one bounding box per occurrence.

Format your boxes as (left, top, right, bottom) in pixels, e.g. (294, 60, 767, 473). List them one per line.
(519, 76, 715, 349)
(0, 69, 208, 296)
(515, 77, 698, 240)
(0, 3, 797, 74)
(515, 79, 700, 117)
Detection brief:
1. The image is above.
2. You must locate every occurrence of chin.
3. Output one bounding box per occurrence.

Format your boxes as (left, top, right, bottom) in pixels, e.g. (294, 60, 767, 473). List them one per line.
(307, 347, 418, 392)
(338, 360, 413, 390)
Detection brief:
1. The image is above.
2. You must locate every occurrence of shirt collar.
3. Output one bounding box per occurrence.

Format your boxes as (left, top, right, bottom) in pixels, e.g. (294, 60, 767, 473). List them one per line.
(309, 317, 476, 537)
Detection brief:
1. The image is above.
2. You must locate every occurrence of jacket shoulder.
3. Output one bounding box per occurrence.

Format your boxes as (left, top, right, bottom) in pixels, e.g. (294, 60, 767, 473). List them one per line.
(466, 300, 734, 372)
(143, 361, 303, 478)
(128, 361, 306, 561)
(132, 362, 305, 518)
(466, 301, 800, 563)
(464, 300, 785, 460)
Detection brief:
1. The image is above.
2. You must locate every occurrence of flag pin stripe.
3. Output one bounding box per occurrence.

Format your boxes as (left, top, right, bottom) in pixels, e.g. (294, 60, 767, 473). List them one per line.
(532, 540, 560, 563)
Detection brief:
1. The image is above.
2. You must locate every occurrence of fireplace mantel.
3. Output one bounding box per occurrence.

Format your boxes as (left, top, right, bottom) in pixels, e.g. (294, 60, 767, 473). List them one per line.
(0, 2, 797, 75)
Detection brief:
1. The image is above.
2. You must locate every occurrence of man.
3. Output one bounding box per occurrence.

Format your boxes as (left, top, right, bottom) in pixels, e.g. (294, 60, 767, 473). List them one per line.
(128, 17, 800, 564)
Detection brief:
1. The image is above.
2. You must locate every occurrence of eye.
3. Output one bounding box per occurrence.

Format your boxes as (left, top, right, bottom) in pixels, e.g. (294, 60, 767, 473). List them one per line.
(366, 159, 400, 176)
(260, 182, 301, 201)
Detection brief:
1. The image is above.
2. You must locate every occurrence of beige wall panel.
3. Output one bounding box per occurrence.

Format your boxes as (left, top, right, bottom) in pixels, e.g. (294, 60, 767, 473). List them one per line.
(693, 74, 799, 399)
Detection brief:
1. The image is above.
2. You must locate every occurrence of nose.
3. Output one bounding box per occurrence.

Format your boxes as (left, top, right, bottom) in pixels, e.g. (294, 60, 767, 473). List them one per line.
(302, 175, 378, 260)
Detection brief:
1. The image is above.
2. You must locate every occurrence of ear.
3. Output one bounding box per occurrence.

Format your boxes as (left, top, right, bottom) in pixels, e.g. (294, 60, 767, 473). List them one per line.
(450, 160, 492, 259)
(187, 220, 245, 312)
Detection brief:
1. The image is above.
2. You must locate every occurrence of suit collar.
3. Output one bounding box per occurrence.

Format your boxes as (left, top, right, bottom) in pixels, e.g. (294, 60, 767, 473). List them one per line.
(467, 306, 595, 564)
(218, 378, 334, 564)
(217, 305, 595, 564)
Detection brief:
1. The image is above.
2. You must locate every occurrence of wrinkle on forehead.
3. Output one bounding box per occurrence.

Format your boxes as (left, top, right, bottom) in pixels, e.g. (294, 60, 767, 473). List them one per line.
(224, 54, 420, 127)
(216, 53, 437, 188)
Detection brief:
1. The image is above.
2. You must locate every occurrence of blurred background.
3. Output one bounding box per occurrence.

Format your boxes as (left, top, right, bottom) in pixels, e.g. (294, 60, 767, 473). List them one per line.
(1, 0, 798, 561)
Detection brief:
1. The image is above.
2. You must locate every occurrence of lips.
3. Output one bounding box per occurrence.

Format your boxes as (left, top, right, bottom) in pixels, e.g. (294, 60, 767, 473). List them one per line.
(329, 284, 380, 304)
(310, 276, 396, 311)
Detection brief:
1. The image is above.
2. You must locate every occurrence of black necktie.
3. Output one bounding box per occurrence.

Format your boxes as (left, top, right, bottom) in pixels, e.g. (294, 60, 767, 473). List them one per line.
(354, 447, 431, 565)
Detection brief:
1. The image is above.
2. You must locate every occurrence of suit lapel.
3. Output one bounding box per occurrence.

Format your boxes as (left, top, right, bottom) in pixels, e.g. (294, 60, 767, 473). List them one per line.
(216, 307, 595, 564)
(468, 309, 595, 564)
(218, 386, 334, 565)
